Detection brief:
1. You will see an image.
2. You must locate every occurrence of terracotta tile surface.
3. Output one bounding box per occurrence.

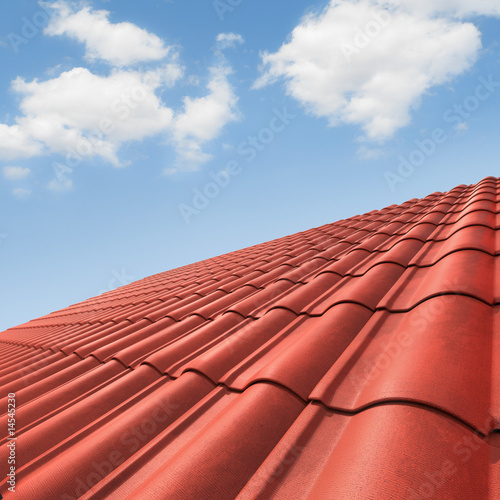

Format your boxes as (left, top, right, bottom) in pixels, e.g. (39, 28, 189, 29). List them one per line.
(1, 176, 499, 499)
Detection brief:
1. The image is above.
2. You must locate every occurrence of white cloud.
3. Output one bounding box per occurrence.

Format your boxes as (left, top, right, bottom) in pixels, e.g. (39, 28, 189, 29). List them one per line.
(7, 61, 238, 171)
(174, 67, 239, 143)
(11, 66, 176, 166)
(12, 187, 31, 198)
(44, 2, 171, 66)
(255, 0, 483, 141)
(169, 65, 240, 171)
(3, 166, 31, 180)
(0, 3, 240, 177)
(0, 124, 43, 159)
(1, 61, 237, 172)
(216, 33, 244, 50)
(392, 0, 500, 18)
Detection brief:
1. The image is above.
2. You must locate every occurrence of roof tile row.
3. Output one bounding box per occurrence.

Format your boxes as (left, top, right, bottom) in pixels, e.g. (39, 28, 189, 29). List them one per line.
(1, 176, 499, 498)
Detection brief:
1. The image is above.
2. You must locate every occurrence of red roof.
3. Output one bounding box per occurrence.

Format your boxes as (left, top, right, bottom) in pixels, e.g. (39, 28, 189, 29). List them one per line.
(1, 176, 499, 499)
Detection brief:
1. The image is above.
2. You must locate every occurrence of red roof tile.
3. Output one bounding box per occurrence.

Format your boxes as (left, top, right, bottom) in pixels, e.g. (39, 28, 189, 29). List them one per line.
(1, 176, 499, 499)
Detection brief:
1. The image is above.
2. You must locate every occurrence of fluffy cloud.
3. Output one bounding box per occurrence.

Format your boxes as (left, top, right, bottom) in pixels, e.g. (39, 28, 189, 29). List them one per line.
(255, 0, 484, 140)
(12, 66, 176, 166)
(5, 62, 238, 170)
(0, 124, 43, 160)
(171, 66, 240, 171)
(3, 166, 31, 180)
(43, 1, 171, 66)
(0, 3, 240, 177)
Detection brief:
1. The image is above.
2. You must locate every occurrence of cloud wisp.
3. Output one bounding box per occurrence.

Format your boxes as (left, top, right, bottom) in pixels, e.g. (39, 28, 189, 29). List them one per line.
(2, 166, 31, 180)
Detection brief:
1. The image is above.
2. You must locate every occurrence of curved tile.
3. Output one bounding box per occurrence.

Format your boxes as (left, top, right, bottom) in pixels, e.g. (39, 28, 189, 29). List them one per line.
(59, 321, 135, 354)
(313, 249, 371, 278)
(410, 225, 497, 266)
(8, 372, 215, 500)
(0, 364, 162, 477)
(183, 286, 257, 320)
(382, 222, 437, 247)
(143, 313, 245, 375)
(412, 211, 446, 226)
(0, 352, 77, 394)
(379, 249, 495, 310)
(181, 309, 297, 382)
(277, 258, 328, 284)
(1, 176, 499, 500)
(112, 315, 206, 368)
(268, 273, 343, 316)
(310, 296, 494, 431)
(147, 291, 227, 322)
(314, 241, 353, 260)
(238, 403, 494, 500)
(0, 359, 125, 438)
(244, 264, 294, 288)
(113, 384, 304, 500)
(438, 207, 498, 229)
(350, 238, 424, 276)
(220, 303, 372, 399)
(307, 263, 405, 314)
(455, 199, 498, 214)
(86, 318, 180, 362)
(353, 233, 393, 252)
(225, 280, 297, 318)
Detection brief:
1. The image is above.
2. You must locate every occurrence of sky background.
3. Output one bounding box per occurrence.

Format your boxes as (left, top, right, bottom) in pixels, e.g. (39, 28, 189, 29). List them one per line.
(0, 0, 499, 331)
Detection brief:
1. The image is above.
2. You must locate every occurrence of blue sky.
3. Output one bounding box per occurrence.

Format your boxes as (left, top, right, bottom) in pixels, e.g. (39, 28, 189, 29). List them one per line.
(0, 0, 499, 331)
